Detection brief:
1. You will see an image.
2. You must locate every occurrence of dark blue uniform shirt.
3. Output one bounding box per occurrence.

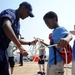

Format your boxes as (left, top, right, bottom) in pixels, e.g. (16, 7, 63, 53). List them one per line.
(0, 9, 20, 50)
(0, 9, 20, 59)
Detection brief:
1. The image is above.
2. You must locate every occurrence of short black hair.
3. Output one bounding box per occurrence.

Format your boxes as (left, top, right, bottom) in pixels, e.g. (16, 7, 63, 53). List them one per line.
(43, 11, 58, 22)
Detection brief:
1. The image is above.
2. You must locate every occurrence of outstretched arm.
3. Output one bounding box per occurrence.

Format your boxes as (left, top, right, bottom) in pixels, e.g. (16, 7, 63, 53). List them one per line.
(19, 39, 38, 46)
(57, 33, 72, 48)
(2, 18, 28, 56)
(70, 31, 75, 35)
(40, 41, 49, 47)
(34, 37, 49, 47)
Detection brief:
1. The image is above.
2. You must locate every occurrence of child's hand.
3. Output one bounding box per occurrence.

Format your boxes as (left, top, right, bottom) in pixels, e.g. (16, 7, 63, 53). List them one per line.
(57, 38, 68, 48)
(42, 57, 44, 60)
(30, 39, 38, 45)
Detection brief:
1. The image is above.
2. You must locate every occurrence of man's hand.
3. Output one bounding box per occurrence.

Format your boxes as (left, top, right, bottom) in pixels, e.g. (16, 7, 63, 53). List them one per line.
(20, 50, 28, 56)
(19, 46, 28, 56)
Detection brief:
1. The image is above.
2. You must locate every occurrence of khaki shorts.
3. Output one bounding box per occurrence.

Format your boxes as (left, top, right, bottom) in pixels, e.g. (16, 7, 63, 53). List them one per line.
(47, 61, 64, 75)
(72, 60, 75, 75)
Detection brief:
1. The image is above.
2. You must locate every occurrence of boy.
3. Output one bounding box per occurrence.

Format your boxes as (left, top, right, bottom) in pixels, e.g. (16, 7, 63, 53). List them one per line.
(43, 11, 72, 75)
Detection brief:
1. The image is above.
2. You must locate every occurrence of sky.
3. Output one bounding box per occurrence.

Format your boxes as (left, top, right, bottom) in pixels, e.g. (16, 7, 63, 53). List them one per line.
(0, 0, 75, 55)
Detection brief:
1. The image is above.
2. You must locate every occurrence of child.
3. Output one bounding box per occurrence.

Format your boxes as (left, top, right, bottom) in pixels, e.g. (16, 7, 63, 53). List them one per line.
(37, 39, 46, 74)
(7, 41, 16, 75)
(43, 11, 72, 75)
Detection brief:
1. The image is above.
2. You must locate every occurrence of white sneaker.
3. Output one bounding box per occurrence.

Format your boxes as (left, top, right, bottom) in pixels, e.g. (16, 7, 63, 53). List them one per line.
(11, 74, 13, 75)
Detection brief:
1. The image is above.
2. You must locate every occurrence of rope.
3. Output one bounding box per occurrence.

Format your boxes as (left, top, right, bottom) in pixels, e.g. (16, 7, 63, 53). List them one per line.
(64, 48, 68, 75)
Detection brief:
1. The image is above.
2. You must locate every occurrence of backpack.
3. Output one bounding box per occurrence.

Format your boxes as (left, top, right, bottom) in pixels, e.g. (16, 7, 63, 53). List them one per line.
(57, 44, 72, 64)
(49, 33, 72, 64)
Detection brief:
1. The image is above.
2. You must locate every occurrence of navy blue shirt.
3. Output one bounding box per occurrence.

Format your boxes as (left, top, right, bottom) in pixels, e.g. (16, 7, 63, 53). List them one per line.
(0, 9, 20, 50)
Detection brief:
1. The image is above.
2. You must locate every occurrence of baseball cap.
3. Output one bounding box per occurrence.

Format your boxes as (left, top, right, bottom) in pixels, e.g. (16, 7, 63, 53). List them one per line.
(19, 2, 34, 17)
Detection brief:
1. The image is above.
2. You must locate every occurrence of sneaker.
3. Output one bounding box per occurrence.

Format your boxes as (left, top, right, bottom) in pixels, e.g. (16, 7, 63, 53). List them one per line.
(11, 74, 13, 75)
(19, 64, 23, 66)
(37, 71, 42, 74)
(42, 71, 46, 74)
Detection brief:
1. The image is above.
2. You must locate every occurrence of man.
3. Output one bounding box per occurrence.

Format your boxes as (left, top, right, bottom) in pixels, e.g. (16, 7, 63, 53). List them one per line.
(0, 1, 36, 75)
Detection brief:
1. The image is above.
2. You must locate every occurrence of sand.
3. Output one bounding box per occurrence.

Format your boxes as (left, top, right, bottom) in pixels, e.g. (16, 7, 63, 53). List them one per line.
(12, 62, 72, 75)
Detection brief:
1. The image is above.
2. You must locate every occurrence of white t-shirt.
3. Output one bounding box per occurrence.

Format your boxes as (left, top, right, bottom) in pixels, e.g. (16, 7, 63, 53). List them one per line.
(7, 41, 16, 57)
(38, 42, 45, 56)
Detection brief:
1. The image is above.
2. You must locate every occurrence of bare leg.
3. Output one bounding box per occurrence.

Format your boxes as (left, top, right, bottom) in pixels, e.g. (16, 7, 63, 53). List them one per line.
(42, 64, 45, 71)
(11, 67, 14, 74)
(39, 64, 42, 71)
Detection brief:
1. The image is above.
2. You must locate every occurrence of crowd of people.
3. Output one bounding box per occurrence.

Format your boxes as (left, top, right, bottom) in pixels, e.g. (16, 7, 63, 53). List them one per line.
(0, 1, 75, 75)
